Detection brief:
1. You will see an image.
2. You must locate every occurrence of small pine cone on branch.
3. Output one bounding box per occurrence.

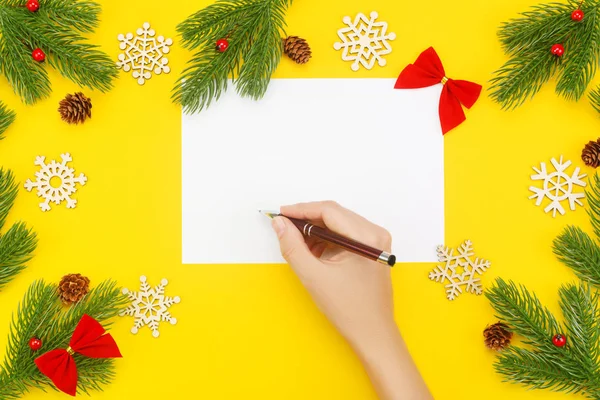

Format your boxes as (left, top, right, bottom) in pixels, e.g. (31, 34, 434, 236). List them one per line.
(58, 92, 92, 125)
(484, 322, 513, 351)
(58, 273, 90, 304)
(283, 36, 312, 64)
(582, 138, 600, 168)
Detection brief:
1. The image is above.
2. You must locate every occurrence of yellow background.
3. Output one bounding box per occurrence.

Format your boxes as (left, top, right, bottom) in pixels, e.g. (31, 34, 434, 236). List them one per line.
(0, 0, 596, 398)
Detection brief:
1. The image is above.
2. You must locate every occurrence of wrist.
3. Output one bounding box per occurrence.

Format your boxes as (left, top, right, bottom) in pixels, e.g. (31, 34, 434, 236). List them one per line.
(347, 319, 402, 362)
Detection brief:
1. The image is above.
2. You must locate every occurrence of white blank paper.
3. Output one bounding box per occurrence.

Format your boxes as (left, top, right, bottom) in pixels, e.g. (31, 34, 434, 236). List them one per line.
(182, 79, 444, 264)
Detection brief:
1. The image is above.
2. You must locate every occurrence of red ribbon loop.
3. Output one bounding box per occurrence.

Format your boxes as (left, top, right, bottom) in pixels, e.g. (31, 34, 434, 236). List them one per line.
(34, 314, 122, 396)
(394, 47, 482, 135)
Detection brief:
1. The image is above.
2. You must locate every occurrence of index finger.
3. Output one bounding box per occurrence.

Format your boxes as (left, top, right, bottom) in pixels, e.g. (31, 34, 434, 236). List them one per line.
(280, 201, 392, 250)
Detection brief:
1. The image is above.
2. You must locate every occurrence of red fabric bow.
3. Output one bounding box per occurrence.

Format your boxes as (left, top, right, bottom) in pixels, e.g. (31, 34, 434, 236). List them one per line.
(34, 314, 122, 396)
(394, 47, 482, 134)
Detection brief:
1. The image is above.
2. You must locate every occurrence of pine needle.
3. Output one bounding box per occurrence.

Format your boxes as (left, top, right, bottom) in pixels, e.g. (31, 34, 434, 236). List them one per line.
(0, 169, 37, 292)
(0, 102, 15, 140)
(173, 0, 293, 113)
(490, 0, 600, 109)
(0, 0, 116, 104)
(487, 172, 600, 396)
(0, 280, 127, 398)
(590, 85, 600, 112)
(486, 279, 600, 396)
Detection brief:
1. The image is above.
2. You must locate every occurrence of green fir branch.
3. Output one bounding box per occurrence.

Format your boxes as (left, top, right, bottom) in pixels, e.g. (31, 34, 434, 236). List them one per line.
(553, 226, 600, 286)
(0, 169, 37, 292)
(590, 84, 600, 112)
(553, 173, 600, 288)
(486, 279, 600, 397)
(559, 284, 600, 383)
(173, 0, 293, 113)
(0, 280, 127, 399)
(486, 278, 562, 347)
(0, 103, 15, 140)
(490, 0, 600, 109)
(556, 5, 600, 100)
(586, 173, 600, 240)
(0, 0, 116, 104)
(498, 1, 573, 55)
(495, 347, 587, 394)
(489, 45, 559, 110)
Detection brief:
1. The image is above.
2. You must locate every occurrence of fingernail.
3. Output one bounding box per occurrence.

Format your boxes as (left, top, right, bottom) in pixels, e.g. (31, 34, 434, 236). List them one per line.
(272, 217, 286, 238)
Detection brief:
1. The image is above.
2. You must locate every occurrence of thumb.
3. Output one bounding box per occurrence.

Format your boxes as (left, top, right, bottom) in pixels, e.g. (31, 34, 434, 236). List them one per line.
(272, 216, 315, 266)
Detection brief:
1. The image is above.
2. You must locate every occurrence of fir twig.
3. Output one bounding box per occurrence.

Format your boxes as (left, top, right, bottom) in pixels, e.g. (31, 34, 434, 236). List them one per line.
(486, 278, 562, 348)
(173, 0, 293, 113)
(486, 279, 600, 396)
(590, 84, 600, 112)
(556, 4, 600, 100)
(0, 102, 15, 140)
(490, 0, 600, 109)
(553, 226, 600, 286)
(0, 279, 127, 399)
(0, 169, 36, 292)
(0, 0, 117, 104)
(553, 173, 600, 286)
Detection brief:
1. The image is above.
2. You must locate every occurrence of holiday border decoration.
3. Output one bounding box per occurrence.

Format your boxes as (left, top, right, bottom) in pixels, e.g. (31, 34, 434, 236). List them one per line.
(486, 173, 600, 396)
(395, 47, 482, 134)
(58, 92, 92, 125)
(0, 169, 37, 292)
(489, 0, 600, 110)
(0, 0, 117, 104)
(529, 156, 587, 217)
(24, 153, 88, 212)
(429, 240, 491, 300)
(0, 102, 16, 140)
(582, 138, 600, 168)
(173, 0, 294, 113)
(117, 22, 173, 85)
(0, 280, 127, 398)
(333, 11, 396, 71)
(120, 275, 181, 338)
(35, 314, 122, 396)
(282, 36, 312, 64)
(484, 322, 513, 351)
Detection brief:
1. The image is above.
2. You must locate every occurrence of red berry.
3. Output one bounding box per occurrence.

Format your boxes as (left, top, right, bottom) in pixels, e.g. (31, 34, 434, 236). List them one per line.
(32, 48, 45, 62)
(552, 334, 567, 347)
(572, 9, 584, 21)
(28, 337, 42, 351)
(216, 39, 229, 52)
(551, 43, 565, 57)
(26, 0, 39, 12)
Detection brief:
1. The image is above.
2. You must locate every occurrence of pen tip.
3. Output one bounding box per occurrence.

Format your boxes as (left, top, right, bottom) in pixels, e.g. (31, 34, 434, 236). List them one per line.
(258, 210, 279, 219)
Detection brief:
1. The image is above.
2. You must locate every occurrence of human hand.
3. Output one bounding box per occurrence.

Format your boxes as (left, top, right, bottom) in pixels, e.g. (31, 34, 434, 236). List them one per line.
(271, 201, 396, 349)
(271, 201, 431, 400)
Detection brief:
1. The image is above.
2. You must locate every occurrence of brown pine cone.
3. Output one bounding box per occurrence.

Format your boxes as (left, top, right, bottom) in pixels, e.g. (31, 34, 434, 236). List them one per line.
(58, 273, 90, 304)
(582, 138, 600, 168)
(484, 322, 513, 351)
(58, 92, 92, 125)
(283, 36, 312, 64)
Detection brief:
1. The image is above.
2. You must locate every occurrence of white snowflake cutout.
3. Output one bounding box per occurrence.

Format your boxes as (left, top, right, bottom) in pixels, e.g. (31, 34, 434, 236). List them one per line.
(429, 240, 491, 301)
(117, 22, 172, 85)
(24, 153, 87, 212)
(333, 11, 396, 71)
(120, 275, 180, 338)
(529, 156, 587, 217)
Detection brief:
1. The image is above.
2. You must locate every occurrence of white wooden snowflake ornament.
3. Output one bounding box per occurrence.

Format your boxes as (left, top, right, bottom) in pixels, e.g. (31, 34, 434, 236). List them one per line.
(429, 240, 491, 301)
(24, 153, 87, 212)
(333, 11, 396, 71)
(117, 22, 172, 85)
(529, 156, 587, 217)
(120, 275, 180, 338)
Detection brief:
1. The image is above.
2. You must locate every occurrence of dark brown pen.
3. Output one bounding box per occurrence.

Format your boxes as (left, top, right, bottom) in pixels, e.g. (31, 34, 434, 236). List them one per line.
(260, 210, 396, 267)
